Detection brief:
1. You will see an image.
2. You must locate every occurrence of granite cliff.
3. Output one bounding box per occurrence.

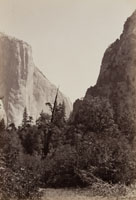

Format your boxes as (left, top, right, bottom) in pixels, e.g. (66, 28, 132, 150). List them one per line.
(73, 11, 136, 138)
(0, 99, 6, 123)
(0, 33, 72, 125)
(86, 11, 136, 113)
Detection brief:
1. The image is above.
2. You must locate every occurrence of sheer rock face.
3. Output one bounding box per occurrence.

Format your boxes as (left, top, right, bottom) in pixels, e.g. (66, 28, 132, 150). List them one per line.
(84, 11, 136, 129)
(0, 33, 72, 125)
(0, 100, 6, 123)
(71, 11, 136, 137)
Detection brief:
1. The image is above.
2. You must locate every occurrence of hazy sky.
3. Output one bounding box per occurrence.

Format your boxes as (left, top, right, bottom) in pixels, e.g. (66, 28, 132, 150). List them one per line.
(0, 0, 136, 102)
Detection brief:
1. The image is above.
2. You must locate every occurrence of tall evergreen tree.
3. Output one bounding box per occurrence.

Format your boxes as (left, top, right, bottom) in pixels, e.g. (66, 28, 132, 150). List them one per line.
(43, 88, 59, 158)
(0, 119, 5, 131)
(22, 107, 28, 128)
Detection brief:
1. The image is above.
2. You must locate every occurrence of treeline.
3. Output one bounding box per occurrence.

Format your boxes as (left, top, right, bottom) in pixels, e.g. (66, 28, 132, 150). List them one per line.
(0, 96, 136, 199)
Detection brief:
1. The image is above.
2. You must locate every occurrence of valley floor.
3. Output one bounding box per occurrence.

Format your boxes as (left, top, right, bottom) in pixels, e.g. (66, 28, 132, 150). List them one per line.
(41, 188, 136, 200)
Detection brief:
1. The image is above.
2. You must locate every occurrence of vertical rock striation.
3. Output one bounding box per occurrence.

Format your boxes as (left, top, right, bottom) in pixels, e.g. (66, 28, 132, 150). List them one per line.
(0, 33, 72, 125)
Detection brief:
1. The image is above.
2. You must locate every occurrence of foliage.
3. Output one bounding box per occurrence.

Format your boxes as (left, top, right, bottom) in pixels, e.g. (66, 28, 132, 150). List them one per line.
(44, 144, 85, 188)
(0, 95, 136, 199)
(67, 97, 136, 185)
(0, 119, 5, 131)
(70, 97, 118, 134)
(0, 121, 42, 199)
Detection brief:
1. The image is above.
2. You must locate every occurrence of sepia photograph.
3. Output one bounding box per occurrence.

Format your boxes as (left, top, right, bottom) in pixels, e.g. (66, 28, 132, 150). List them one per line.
(0, 0, 136, 199)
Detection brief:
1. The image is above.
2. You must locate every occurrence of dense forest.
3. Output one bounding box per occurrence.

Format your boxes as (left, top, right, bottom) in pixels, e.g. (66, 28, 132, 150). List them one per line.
(0, 94, 136, 199)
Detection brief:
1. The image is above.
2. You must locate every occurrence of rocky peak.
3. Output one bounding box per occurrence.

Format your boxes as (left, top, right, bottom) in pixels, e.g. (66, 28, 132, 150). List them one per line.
(95, 11, 136, 88)
(79, 11, 136, 140)
(122, 10, 136, 37)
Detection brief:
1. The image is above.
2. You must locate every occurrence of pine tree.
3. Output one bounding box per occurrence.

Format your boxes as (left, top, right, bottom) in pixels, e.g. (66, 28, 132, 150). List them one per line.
(54, 101, 66, 128)
(0, 119, 5, 131)
(43, 88, 59, 158)
(22, 107, 28, 128)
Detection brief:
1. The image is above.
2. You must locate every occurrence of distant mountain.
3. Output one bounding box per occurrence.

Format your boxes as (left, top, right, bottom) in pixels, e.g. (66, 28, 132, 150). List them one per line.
(0, 33, 72, 125)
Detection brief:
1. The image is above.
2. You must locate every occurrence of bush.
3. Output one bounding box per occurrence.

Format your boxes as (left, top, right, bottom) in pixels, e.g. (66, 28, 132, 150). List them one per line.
(0, 128, 42, 199)
(44, 144, 86, 188)
(68, 97, 136, 185)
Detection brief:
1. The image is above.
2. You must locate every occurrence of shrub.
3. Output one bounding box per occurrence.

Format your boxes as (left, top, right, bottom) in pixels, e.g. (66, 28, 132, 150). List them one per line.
(44, 144, 86, 188)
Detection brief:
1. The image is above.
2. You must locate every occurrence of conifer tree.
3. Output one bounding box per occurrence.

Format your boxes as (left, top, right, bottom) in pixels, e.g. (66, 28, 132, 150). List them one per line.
(43, 88, 59, 158)
(22, 107, 28, 128)
(0, 119, 5, 131)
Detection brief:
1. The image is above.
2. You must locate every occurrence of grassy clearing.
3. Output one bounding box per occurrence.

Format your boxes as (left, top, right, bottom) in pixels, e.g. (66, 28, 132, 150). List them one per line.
(41, 188, 136, 200)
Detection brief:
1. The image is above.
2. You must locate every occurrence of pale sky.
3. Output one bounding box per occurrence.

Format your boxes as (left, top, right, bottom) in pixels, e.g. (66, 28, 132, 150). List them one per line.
(0, 0, 136, 102)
